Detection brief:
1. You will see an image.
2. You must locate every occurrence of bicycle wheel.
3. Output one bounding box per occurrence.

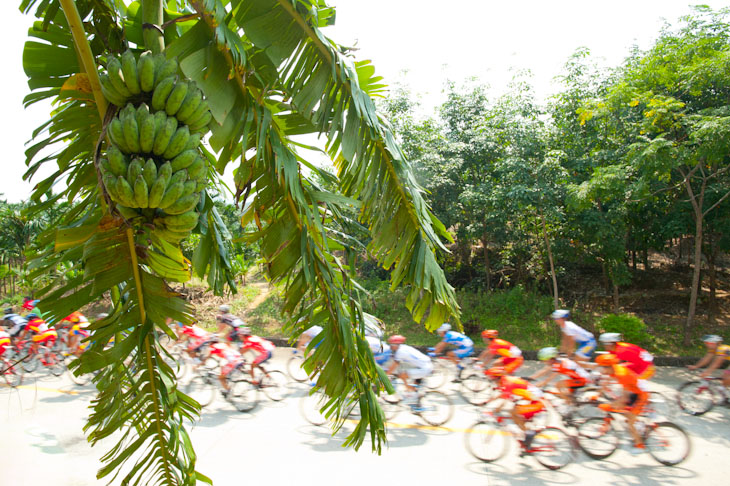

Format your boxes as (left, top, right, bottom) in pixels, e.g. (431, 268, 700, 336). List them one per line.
(464, 421, 510, 462)
(228, 371, 258, 412)
(646, 391, 674, 419)
(287, 354, 308, 382)
(46, 352, 66, 377)
(185, 375, 216, 408)
(299, 389, 329, 426)
(460, 374, 497, 406)
(2, 361, 23, 387)
(261, 370, 288, 401)
(576, 417, 619, 459)
(423, 360, 449, 390)
(645, 422, 691, 466)
(21, 353, 38, 373)
(677, 380, 717, 416)
(416, 390, 454, 426)
(531, 427, 575, 470)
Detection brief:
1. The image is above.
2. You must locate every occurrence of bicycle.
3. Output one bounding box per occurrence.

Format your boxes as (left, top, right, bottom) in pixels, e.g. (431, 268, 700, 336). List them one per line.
(464, 409, 575, 470)
(185, 365, 259, 413)
(299, 387, 362, 426)
(286, 349, 310, 383)
(16, 339, 65, 376)
(0, 354, 23, 388)
(677, 376, 729, 416)
(576, 407, 690, 465)
(378, 376, 454, 426)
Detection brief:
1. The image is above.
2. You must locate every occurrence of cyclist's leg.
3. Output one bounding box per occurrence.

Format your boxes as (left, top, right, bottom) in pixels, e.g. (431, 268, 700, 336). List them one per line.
(503, 356, 524, 376)
(723, 368, 730, 387)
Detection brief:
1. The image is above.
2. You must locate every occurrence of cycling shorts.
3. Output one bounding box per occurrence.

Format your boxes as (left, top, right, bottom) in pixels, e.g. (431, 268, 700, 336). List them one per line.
(0, 344, 7, 357)
(627, 392, 649, 415)
(558, 377, 588, 389)
(405, 366, 432, 380)
(514, 400, 545, 420)
(575, 338, 596, 360)
(71, 324, 90, 337)
(188, 338, 210, 353)
(452, 345, 474, 359)
(221, 359, 243, 377)
(33, 330, 57, 344)
(487, 356, 524, 377)
(253, 350, 272, 365)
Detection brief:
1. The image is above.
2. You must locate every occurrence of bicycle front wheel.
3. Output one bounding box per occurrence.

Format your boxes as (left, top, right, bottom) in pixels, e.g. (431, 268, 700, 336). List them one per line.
(287, 354, 308, 382)
(299, 390, 329, 426)
(576, 417, 619, 459)
(464, 421, 509, 462)
(21, 353, 38, 373)
(261, 370, 288, 401)
(423, 361, 449, 390)
(677, 380, 717, 416)
(645, 422, 691, 466)
(185, 375, 216, 409)
(531, 427, 575, 470)
(228, 371, 258, 412)
(460, 373, 497, 406)
(417, 390, 454, 426)
(2, 362, 23, 387)
(47, 352, 66, 377)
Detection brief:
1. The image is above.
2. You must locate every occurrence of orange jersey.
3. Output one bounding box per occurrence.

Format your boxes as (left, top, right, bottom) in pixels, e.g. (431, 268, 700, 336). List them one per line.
(27, 317, 49, 334)
(551, 358, 590, 382)
(489, 339, 522, 359)
(612, 364, 643, 395)
(499, 375, 540, 401)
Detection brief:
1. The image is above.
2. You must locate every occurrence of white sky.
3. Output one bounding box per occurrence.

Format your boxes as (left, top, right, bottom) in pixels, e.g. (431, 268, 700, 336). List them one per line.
(1, 1, 727, 203)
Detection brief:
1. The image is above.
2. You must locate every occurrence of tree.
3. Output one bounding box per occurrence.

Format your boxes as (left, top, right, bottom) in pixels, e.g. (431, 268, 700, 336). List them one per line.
(19, 1, 459, 484)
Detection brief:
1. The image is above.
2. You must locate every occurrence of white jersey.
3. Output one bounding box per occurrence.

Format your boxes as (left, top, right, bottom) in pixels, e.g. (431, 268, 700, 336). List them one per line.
(393, 344, 432, 369)
(366, 335, 386, 354)
(561, 321, 594, 343)
(4, 314, 27, 336)
(302, 325, 323, 339)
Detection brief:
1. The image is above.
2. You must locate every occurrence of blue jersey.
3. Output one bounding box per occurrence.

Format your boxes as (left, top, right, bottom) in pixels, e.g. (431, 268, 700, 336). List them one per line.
(442, 331, 473, 349)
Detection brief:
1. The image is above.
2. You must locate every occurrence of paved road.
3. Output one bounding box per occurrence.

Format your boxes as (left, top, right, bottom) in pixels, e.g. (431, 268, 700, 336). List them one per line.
(2, 350, 729, 485)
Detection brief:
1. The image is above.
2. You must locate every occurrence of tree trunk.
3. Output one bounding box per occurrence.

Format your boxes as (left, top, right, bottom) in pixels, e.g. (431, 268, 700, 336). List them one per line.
(539, 213, 559, 309)
(601, 262, 610, 294)
(613, 281, 620, 313)
(631, 250, 637, 270)
(707, 236, 717, 323)
(458, 238, 471, 267)
(481, 235, 490, 291)
(643, 249, 649, 270)
(682, 166, 705, 346)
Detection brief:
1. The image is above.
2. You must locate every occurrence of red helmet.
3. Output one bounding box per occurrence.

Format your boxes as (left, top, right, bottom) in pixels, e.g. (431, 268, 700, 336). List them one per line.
(481, 329, 498, 339)
(388, 335, 406, 345)
(595, 354, 619, 367)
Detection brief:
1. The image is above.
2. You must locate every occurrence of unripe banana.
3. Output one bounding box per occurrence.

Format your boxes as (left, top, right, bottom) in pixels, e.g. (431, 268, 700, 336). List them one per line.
(169, 169, 188, 187)
(127, 158, 144, 187)
(151, 76, 176, 111)
(183, 133, 201, 151)
(152, 116, 178, 156)
(162, 210, 199, 230)
(135, 103, 150, 127)
(155, 57, 178, 84)
(120, 50, 141, 95)
(116, 176, 137, 207)
(185, 101, 210, 127)
(139, 110, 156, 153)
(165, 81, 188, 116)
(137, 52, 156, 92)
(106, 56, 133, 98)
(102, 173, 118, 199)
(122, 112, 141, 154)
(175, 88, 202, 122)
(165, 194, 199, 215)
(187, 156, 206, 180)
(159, 181, 184, 209)
(179, 180, 197, 199)
(107, 145, 128, 177)
(170, 150, 197, 171)
(134, 175, 149, 208)
(116, 205, 142, 220)
(99, 74, 127, 106)
(142, 158, 157, 187)
(162, 126, 190, 160)
(108, 119, 130, 153)
(189, 111, 213, 133)
(147, 175, 167, 208)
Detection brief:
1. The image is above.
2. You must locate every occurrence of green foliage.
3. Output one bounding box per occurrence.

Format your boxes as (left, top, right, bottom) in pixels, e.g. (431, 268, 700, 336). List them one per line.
(597, 313, 652, 346)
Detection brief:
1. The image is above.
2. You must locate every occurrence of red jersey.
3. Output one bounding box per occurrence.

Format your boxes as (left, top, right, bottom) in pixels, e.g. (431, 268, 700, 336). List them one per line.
(241, 335, 275, 355)
(499, 375, 540, 401)
(27, 317, 49, 334)
(612, 364, 644, 395)
(489, 339, 522, 359)
(182, 325, 209, 340)
(551, 357, 590, 381)
(613, 342, 653, 375)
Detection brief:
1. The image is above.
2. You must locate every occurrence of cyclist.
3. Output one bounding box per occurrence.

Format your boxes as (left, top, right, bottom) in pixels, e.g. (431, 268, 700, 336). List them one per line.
(688, 334, 730, 387)
(551, 310, 596, 362)
(477, 330, 524, 378)
(386, 335, 433, 408)
(595, 353, 649, 454)
(3, 308, 28, 340)
(210, 342, 245, 397)
(238, 327, 276, 384)
(215, 304, 245, 340)
(530, 347, 591, 411)
(432, 323, 474, 377)
(296, 324, 323, 353)
(19, 313, 58, 354)
(484, 375, 545, 452)
(599, 332, 655, 384)
(0, 327, 10, 357)
(178, 321, 215, 361)
(364, 314, 386, 340)
(62, 311, 90, 356)
(366, 334, 391, 366)
(21, 297, 38, 313)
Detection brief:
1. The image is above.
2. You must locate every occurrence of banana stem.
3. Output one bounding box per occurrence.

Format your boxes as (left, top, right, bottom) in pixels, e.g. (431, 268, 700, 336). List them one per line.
(59, 0, 108, 117)
(142, 0, 165, 54)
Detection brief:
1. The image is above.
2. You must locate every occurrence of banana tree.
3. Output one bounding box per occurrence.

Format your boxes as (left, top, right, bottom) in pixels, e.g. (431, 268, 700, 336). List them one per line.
(19, 0, 459, 484)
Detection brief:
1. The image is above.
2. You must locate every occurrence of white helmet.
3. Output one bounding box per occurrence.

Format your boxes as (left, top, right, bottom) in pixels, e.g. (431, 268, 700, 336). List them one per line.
(550, 310, 570, 319)
(437, 323, 451, 334)
(702, 334, 723, 344)
(538, 347, 559, 361)
(599, 332, 622, 344)
(219, 304, 231, 313)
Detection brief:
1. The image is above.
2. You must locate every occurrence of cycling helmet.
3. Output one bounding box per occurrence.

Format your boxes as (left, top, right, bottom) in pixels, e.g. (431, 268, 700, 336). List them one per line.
(4, 308, 12, 315)
(550, 310, 570, 319)
(481, 329, 498, 339)
(595, 354, 619, 366)
(702, 334, 723, 343)
(219, 304, 231, 313)
(537, 347, 559, 361)
(388, 335, 406, 345)
(599, 332, 622, 344)
(437, 323, 451, 334)
(240, 326, 252, 336)
(26, 313, 39, 320)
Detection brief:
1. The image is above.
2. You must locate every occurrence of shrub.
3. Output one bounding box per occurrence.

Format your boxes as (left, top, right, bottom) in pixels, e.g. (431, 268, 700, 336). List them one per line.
(598, 313, 652, 346)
